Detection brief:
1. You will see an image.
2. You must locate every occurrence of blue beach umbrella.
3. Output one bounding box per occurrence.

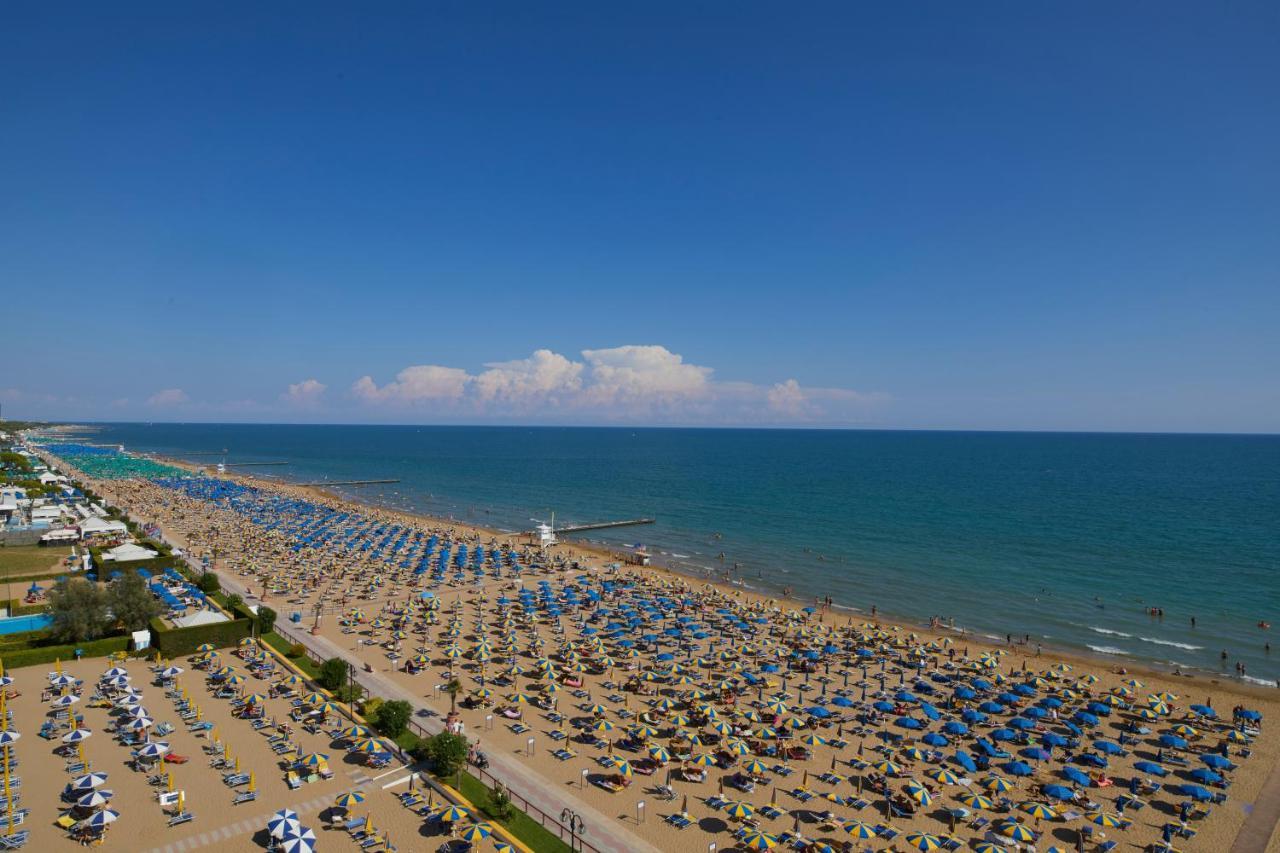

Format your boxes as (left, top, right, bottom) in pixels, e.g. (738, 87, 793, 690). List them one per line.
(1134, 761, 1168, 776)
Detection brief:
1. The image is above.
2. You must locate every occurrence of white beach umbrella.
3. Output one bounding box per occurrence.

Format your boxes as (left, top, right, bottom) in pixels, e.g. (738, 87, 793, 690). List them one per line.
(78, 808, 120, 829)
(279, 825, 317, 853)
(50, 674, 77, 686)
(160, 666, 184, 678)
(0, 731, 19, 747)
(70, 772, 109, 790)
(77, 790, 113, 808)
(137, 741, 170, 759)
(127, 716, 155, 730)
(62, 729, 93, 743)
(267, 809, 300, 839)
(102, 667, 129, 679)
(52, 694, 81, 706)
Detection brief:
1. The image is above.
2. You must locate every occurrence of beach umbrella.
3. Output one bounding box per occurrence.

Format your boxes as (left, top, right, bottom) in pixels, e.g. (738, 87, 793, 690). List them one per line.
(298, 752, 330, 767)
(267, 809, 300, 839)
(53, 693, 80, 707)
(334, 791, 366, 809)
(1189, 768, 1223, 785)
(458, 823, 494, 842)
(904, 832, 942, 851)
(1003, 760, 1034, 777)
(1201, 753, 1234, 770)
(744, 759, 769, 776)
(62, 729, 93, 743)
(873, 760, 902, 776)
(435, 805, 472, 822)
(71, 772, 109, 790)
(77, 790, 113, 808)
(973, 844, 1008, 853)
(1092, 813, 1127, 828)
(926, 768, 958, 785)
(905, 784, 933, 806)
(996, 820, 1036, 842)
(1042, 785, 1075, 801)
(137, 741, 171, 759)
(1018, 801, 1058, 821)
(1060, 767, 1091, 786)
(739, 831, 780, 850)
(1134, 760, 1167, 776)
(1178, 784, 1214, 801)
(724, 801, 756, 820)
(648, 746, 672, 763)
(1158, 734, 1188, 750)
(842, 820, 877, 839)
(338, 724, 372, 740)
(957, 792, 994, 810)
(983, 776, 1013, 793)
(279, 824, 317, 853)
(79, 809, 120, 830)
(689, 753, 717, 767)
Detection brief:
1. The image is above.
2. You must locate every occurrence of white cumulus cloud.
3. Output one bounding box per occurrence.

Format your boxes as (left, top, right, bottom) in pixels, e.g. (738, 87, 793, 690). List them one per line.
(352, 365, 471, 403)
(580, 345, 712, 405)
(474, 349, 584, 405)
(283, 378, 327, 407)
(147, 388, 189, 406)
(346, 344, 883, 423)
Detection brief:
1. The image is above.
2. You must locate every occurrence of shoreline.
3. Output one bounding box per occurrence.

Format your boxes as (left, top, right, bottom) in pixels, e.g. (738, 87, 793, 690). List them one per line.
(35, 444, 1280, 852)
(144, 449, 1279, 704)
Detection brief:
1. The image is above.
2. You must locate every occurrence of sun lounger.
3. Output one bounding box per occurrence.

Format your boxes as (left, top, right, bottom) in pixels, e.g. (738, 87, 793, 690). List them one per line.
(664, 812, 692, 829)
(232, 790, 258, 805)
(552, 748, 576, 761)
(167, 812, 194, 827)
(0, 830, 27, 848)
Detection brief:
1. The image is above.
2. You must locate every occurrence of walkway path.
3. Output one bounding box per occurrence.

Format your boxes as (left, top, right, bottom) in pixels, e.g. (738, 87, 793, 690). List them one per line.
(1230, 755, 1280, 853)
(143, 789, 336, 853)
(213, 568, 659, 853)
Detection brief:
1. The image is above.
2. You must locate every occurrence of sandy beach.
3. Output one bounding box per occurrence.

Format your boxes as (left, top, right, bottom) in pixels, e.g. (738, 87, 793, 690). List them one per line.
(35, 452, 1280, 853)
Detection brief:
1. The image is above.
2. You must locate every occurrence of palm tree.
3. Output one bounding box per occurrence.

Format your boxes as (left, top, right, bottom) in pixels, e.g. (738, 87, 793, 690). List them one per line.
(445, 678, 462, 713)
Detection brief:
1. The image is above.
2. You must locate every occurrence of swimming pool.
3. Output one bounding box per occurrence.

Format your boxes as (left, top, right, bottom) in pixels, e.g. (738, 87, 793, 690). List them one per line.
(0, 613, 53, 635)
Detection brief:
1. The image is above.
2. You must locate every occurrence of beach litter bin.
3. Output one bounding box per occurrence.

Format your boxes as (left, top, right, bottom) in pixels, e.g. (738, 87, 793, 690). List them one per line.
(290, 612, 301, 623)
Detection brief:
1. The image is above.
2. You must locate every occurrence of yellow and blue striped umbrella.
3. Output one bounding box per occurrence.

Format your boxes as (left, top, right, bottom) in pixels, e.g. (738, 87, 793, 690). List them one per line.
(457, 823, 493, 842)
(842, 820, 876, 839)
(435, 805, 471, 822)
(739, 831, 779, 850)
(1019, 802, 1057, 820)
(724, 801, 755, 820)
(904, 832, 942, 851)
(334, 791, 365, 809)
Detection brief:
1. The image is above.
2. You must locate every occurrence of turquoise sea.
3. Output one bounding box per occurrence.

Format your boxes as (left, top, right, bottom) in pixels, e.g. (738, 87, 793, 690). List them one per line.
(85, 423, 1279, 685)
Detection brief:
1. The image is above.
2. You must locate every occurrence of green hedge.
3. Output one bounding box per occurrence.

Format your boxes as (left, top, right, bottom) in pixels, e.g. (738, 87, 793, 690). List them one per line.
(0, 635, 133, 670)
(148, 613, 253, 657)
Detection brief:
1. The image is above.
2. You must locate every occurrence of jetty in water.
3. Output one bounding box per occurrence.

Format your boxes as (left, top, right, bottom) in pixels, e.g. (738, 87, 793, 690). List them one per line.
(547, 518, 655, 535)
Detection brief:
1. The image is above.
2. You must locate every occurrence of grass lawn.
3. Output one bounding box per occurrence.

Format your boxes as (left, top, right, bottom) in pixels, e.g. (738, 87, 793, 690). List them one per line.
(260, 630, 321, 678)
(0, 544, 73, 577)
(454, 771, 573, 853)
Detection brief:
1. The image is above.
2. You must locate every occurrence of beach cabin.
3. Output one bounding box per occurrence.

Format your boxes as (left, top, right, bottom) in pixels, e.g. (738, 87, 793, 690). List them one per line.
(39, 528, 79, 545)
(76, 516, 128, 540)
(101, 542, 158, 562)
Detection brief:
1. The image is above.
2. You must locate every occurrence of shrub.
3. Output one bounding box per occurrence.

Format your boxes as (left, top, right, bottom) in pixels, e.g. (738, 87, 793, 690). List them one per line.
(362, 696, 384, 718)
(489, 783, 514, 821)
(226, 593, 243, 610)
(317, 657, 349, 691)
(49, 578, 108, 642)
(374, 699, 412, 738)
(197, 572, 220, 594)
(256, 606, 276, 635)
(287, 643, 306, 658)
(416, 731, 469, 778)
(107, 572, 163, 632)
(333, 684, 363, 704)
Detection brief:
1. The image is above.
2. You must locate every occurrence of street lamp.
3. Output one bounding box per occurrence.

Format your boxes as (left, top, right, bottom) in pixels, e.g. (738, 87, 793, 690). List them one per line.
(560, 808, 586, 852)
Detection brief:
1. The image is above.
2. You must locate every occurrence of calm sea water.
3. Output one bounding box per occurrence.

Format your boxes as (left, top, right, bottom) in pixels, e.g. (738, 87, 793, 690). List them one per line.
(85, 423, 1279, 684)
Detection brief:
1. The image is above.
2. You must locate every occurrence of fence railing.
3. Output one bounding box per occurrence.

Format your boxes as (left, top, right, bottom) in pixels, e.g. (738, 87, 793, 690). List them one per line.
(269, 622, 603, 853)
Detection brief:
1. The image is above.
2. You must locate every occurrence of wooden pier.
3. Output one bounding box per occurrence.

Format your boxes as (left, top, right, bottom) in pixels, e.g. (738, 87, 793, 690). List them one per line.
(295, 479, 401, 487)
(546, 518, 655, 535)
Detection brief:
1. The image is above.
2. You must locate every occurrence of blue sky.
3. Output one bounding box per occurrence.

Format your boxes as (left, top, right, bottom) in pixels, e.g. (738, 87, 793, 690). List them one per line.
(3, 2, 1277, 431)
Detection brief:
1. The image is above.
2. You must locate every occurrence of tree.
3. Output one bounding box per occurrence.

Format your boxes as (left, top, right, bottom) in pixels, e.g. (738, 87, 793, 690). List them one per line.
(317, 657, 350, 691)
(106, 571, 163, 632)
(197, 572, 220, 594)
(445, 678, 462, 713)
(256, 606, 277, 635)
(374, 699, 412, 738)
(226, 593, 244, 611)
(416, 731, 468, 777)
(489, 783, 514, 821)
(49, 578, 108, 642)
